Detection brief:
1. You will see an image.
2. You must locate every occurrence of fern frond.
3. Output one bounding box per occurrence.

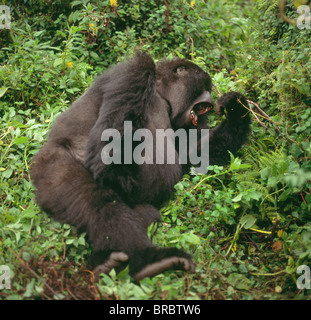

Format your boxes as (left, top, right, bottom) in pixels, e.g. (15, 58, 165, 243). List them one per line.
(257, 0, 279, 13)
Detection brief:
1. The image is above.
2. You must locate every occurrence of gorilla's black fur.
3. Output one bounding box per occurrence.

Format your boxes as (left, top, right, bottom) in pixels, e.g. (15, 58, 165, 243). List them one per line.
(31, 52, 251, 280)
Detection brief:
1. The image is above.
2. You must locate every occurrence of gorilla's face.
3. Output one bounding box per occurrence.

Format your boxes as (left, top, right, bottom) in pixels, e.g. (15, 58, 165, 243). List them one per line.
(156, 58, 214, 128)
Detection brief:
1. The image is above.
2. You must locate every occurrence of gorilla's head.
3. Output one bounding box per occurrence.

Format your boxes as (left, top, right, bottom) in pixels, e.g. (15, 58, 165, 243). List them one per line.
(155, 58, 214, 128)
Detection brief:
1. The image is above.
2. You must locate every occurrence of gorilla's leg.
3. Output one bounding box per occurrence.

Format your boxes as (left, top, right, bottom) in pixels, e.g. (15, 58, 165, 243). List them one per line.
(31, 144, 194, 280)
(90, 246, 195, 281)
(88, 204, 195, 280)
(88, 204, 161, 277)
(133, 204, 161, 230)
(86, 202, 195, 280)
(133, 252, 195, 281)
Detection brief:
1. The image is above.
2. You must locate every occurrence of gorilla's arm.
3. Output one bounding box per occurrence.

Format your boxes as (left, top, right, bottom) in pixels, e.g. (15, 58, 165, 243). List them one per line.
(85, 53, 157, 196)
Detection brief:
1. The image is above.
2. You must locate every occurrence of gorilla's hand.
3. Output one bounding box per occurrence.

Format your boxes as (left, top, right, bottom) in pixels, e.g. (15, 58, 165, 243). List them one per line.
(216, 91, 249, 122)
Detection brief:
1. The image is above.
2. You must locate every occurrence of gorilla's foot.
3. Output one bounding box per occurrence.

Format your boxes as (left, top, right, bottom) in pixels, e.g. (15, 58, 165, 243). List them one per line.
(91, 251, 129, 281)
(129, 247, 195, 281)
(133, 256, 195, 281)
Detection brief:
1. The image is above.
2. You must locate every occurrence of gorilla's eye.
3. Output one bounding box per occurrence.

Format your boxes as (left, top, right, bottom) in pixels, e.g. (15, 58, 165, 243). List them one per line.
(175, 66, 186, 74)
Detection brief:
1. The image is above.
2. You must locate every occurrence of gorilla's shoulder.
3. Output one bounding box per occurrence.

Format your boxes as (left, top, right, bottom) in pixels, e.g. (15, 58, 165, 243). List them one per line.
(93, 51, 156, 91)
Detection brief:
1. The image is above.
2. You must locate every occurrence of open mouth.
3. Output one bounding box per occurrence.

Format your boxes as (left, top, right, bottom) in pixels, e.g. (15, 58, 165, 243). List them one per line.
(190, 102, 214, 126)
(189, 90, 214, 127)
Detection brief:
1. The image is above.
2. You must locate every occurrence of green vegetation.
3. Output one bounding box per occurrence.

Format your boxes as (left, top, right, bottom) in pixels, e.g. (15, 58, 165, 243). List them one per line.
(0, 0, 310, 300)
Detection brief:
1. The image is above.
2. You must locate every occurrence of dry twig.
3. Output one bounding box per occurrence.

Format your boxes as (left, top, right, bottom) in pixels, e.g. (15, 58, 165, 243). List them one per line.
(7, 247, 62, 299)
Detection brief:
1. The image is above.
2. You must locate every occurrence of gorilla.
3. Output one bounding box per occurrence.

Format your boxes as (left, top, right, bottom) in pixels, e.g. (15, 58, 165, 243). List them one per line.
(31, 52, 251, 281)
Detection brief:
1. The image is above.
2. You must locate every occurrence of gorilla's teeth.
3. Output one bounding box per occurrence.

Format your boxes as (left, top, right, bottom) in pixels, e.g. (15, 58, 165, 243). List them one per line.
(192, 102, 213, 117)
(190, 110, 198, 126)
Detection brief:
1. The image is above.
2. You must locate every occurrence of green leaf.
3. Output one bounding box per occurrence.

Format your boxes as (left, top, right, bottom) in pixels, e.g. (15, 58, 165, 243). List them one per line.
(15, 232, 21, 244)
(53, 58, 63, 67)
(2, 169, 13, 179)
(78, 236, 86, 246)
(71, 0, 83, 7)
(181, 233, 201, 245)
(228, 273, 251, 290)
(0, 87, 9, 98)
(23, 279, 35, 298)
(232, 193, 242, 202)
(278, 189, 291, 202)
(239, 215, 257, 229)
(229, 153, 252, 171)
(174, 182, 184, 191)
(66, 239, 75, 245)
(13, 136, 29, 145)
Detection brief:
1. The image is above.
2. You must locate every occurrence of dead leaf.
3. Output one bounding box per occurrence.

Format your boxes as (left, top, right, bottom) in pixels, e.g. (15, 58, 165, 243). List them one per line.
(272, 241, 283, 253)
